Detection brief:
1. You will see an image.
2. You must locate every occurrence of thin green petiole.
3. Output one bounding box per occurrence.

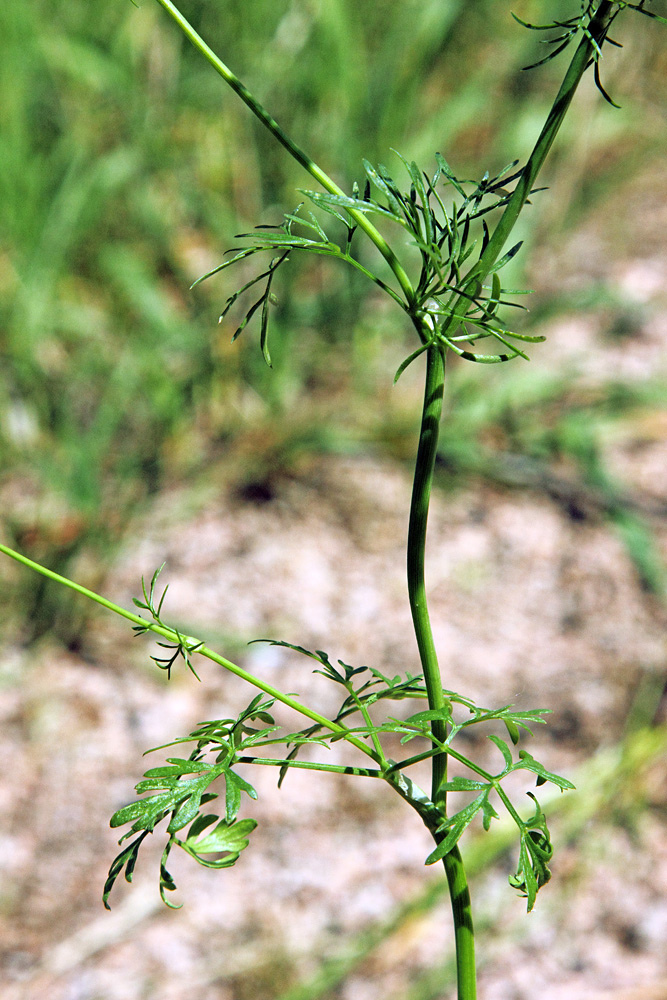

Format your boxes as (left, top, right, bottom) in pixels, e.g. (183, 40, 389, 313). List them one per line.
(237, 756, 384, 778)
(0, 542, 376, 762)
(345, 682, 389, 766)
(385, 748, 438, 774)
(388, 744, 495, 783)
(494, 784, 527, 829)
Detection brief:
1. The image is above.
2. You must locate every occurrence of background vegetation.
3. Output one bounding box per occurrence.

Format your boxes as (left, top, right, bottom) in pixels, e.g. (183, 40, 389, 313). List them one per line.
(0, 1, 666, 998)
(2, 0, 665, 640)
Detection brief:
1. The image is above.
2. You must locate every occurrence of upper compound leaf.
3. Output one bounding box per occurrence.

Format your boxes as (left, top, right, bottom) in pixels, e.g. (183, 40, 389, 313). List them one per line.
(488, 240, 523, 273)
(434, 152, 467, 198)
(362, 158, 403, 216)
(301, 189, 408, 227)
(508, 794, 554, 911)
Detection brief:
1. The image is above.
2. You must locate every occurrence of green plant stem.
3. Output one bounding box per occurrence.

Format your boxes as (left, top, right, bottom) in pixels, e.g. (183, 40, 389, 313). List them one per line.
(238, 756, 384, 778)
(153, 0, 416, 308)
(406, 344, 476, 999)
(0, 541, 374, 760)
(406, 344, 448, 802)
(404, 15, 618, 990)
(276, 726, 667, 1000)
(443, 848, 476, 1000)
(463, 1, 616, 292)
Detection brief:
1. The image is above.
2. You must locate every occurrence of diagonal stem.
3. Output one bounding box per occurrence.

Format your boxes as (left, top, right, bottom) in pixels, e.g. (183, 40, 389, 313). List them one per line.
(237, 756, 384, 778)
(458, 1, 617, 301)
(0, 542, 377, 761)
(153, 0, 416, 308)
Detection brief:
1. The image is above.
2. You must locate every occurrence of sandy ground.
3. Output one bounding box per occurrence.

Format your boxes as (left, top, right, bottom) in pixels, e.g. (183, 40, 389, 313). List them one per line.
(1, 425, 666, 1000)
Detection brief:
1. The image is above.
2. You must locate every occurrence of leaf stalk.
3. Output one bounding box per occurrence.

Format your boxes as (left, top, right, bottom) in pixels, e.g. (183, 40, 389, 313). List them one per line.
(0, 541, 375, 760)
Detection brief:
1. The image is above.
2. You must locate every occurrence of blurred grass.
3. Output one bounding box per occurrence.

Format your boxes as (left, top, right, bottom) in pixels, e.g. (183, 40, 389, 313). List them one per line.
(0, 0, 666, 645)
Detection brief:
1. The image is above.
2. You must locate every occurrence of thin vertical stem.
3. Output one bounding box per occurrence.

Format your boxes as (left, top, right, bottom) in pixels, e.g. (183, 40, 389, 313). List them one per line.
(404, 12, 619, 999)
(407, 346, 476, 999)
(406, 344, 447, 805)
(444, 848, 476, 1000)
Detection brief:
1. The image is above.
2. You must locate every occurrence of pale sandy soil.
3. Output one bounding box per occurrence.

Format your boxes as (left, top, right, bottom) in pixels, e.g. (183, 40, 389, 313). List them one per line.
(1, 427, 665, 1000)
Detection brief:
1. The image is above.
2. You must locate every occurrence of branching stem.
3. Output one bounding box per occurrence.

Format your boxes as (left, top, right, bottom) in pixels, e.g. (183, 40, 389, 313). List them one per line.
(403, 9, 620, 996)
(0, 4, 637, 997)
(460, 1, 617, 300)
(153, 0, 416, 308)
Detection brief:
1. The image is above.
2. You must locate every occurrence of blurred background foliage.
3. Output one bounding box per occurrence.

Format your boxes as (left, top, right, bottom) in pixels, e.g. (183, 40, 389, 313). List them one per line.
(0, 0, 666, 645)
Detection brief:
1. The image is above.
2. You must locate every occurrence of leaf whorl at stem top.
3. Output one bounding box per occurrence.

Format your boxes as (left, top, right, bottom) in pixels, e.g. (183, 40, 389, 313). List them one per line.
(193, 153, 545, 373)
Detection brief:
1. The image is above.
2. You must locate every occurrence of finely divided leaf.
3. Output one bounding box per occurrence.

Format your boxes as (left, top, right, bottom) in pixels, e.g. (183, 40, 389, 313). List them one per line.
(481, 796, 500, 831)
(103, 831, 150, 909)
(225, 769, 258, 823)
(508, 795, 554, 911)
(362, 159, 403, 216)
(301, 189, 408, 228)
(489, 241, 523, 273)
(441, 777, 489, 792)
(181, 817, 258, 868)
(425, 792, 488, 865)
(514, 750, 576, 790)
(403, 707, 453, 727)
(504, 719, 521, 745)
(487, 733, 514, 769)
